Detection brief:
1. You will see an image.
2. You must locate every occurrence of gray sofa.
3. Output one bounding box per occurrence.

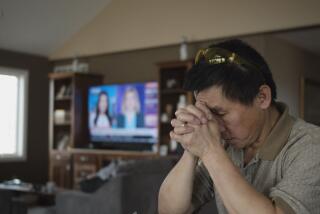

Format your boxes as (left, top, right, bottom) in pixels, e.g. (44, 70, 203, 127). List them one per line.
(55, 157, 217, 214)
(55, 158, 177, 214)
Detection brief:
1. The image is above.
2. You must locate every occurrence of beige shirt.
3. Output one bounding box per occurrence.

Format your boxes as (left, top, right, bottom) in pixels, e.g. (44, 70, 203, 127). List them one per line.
(191, 103, 320, 214)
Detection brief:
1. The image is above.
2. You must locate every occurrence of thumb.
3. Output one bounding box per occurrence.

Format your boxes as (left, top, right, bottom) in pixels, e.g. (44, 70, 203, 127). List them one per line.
(207, 120, 220, 135)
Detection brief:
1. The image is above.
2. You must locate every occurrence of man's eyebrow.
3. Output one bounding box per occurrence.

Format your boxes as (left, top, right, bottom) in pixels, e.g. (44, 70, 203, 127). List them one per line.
(209, 106, 225, 113)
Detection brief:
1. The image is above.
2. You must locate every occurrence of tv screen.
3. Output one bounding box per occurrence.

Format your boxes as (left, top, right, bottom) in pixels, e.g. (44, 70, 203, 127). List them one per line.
(88, 81, 158, 149)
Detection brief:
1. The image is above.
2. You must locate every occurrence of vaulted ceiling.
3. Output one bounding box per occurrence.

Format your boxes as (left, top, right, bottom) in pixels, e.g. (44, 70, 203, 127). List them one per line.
(1, 0, 320, 58)
(0, 0, 111, 56)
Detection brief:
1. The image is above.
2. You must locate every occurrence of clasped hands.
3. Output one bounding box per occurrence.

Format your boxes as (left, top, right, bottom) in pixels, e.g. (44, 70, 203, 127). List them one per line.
(170, 101, 223, 159)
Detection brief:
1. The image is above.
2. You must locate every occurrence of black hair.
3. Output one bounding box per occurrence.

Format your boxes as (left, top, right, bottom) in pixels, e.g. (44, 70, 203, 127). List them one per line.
(183, 39, 277, 105)
(94, 91, 112, 126)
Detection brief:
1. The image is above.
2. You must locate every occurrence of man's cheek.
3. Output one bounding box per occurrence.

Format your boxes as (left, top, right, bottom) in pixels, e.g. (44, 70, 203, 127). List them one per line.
(225, 126, 243, 140)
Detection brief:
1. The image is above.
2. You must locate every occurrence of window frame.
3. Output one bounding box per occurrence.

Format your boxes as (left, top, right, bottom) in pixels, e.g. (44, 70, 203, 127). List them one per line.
(0, 66, 28, 162)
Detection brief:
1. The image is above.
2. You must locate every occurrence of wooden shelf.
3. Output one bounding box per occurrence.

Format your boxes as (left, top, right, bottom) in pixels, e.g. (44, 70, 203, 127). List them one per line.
(54, 122, 71, 126)
(48, 72, 103, 80)
(51, 149, 71, 156)
(51, 148, 180, 160)
(49, 72, 104, 189)
(49, 72, 76, 79)
(157, 60, 194, 153)
(55, 96, 72, 101)
(70, 148, 159, 157)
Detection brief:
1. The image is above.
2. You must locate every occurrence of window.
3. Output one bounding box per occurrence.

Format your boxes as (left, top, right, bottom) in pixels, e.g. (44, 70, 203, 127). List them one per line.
(0, 67, 28, 161)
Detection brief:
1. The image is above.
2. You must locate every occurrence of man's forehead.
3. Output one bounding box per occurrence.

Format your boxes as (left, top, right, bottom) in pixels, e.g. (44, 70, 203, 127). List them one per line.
(195, 86, 227, 109)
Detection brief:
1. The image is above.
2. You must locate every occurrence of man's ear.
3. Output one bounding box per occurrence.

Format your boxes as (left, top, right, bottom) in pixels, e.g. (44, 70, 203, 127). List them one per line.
(255, 85, 272, 109)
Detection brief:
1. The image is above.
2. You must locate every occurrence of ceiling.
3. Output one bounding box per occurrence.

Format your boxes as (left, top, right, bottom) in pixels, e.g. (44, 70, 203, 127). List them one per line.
(0, 0, 111, 56)
(0, 0, 320, 57)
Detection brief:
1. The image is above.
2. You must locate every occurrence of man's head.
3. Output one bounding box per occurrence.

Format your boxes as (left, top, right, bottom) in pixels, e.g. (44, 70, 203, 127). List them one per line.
(184, 39, 278, 148)
(184, 39, 277, 105)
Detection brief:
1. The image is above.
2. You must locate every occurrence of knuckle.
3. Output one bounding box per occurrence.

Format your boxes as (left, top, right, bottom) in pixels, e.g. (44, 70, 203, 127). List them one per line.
(171, 119, 176, 126)
(169, 131, 174, 137)
(186, 104, 193, 109)
(190, 114, 197, 121)
(186, 105, 196, 112)
(176, 126, 184, 132)
(195, 101, 202, 107)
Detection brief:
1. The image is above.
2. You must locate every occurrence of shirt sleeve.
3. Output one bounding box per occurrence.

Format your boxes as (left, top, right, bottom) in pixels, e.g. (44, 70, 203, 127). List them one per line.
(269, 135, 320, 214)
(191, 160, 215, 213)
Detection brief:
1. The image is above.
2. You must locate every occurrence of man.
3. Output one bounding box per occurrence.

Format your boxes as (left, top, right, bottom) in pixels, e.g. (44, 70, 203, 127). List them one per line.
(158, 39, 320, 214)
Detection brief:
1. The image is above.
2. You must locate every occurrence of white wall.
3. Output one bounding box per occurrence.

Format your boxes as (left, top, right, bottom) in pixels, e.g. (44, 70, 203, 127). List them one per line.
(50, 0, 320, 59)
(250, 36, 320, 117)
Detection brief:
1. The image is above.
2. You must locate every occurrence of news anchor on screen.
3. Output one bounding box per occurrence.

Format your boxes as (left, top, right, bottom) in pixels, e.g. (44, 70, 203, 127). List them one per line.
(89, 91, 112, 132)
(116, 87, 144, 128)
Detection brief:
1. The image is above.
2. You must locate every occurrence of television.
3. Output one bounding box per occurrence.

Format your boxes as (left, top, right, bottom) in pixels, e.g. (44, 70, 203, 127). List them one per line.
(88, 81, 158, 151)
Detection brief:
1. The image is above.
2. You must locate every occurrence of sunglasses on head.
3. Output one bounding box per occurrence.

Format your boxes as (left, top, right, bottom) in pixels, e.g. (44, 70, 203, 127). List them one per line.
(194, 47, 260, 72)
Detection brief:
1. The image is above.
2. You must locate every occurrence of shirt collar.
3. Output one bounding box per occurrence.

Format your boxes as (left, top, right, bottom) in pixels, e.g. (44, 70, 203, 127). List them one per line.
(257, 102, 296, 160)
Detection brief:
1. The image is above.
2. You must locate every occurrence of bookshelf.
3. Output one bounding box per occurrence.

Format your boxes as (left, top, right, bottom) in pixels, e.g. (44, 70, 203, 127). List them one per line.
(48, 72, 103, 188)
(156, 60, 194, 155)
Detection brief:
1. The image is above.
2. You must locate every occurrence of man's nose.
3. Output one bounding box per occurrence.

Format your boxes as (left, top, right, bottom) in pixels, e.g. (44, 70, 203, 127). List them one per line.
(217, 118, 226, 133)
